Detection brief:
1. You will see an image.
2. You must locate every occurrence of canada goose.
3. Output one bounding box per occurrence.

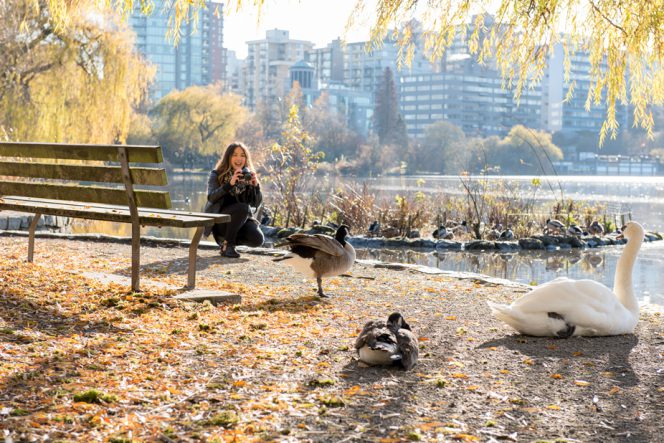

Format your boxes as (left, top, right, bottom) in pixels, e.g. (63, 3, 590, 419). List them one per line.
(499, 227, 514, 240)
(567, 224, 584, 236)
(488, 222, 645, 337)
(545, 218, 565, 235)
(587, 220, 604, 236)
(433, 226, 454, 240)
(273, 225, 355, 298)
(355, 312, 419, 370)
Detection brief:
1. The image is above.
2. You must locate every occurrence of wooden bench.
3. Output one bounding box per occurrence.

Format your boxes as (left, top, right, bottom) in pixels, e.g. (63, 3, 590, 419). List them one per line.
(0, 141, 229, 291)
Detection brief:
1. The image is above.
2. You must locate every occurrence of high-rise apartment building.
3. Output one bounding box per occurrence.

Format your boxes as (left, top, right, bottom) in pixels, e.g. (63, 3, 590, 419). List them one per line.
(542, 43, 631, 134)
(307, 38, 345, 87)
(244, 29, 313, 110)
(399, 59, 542, 138)
(129, 2, 224, 100)
(225, 49, 246, 96)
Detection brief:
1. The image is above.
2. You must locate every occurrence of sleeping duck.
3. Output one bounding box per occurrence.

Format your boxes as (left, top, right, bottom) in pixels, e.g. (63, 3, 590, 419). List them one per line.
(273, 225, 355, 298)
(355, 312, 419, 370)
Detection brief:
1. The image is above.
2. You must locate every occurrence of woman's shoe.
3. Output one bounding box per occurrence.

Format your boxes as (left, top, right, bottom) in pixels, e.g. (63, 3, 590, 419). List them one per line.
(223, 244, 240, 258)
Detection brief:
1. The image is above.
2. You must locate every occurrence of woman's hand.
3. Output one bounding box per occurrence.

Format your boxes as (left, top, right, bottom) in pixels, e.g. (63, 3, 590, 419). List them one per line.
(250, 171, 258, 186)
(229, 169, 243, 186)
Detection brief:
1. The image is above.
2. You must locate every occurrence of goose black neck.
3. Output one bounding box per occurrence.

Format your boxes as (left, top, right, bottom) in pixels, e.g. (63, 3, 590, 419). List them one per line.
(335, 226, 348, 245)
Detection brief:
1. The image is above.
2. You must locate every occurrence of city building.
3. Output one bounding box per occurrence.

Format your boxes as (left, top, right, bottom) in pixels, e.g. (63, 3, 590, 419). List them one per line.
(244, 29, 313, 111)
(307, 38, 344, 87)
(224, 49, 245, 96)
(399, 56, 543, 138)
(542, 43, 632, 134)
(129, 1, 225, 100)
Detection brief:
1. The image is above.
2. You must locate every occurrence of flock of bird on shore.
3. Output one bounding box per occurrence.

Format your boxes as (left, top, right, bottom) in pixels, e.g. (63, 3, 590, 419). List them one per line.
(368, 218, 609, 242)
(271, 218, 646, 371)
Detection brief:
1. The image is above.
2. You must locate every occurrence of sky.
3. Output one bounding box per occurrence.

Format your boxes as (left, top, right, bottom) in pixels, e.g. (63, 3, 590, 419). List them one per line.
(222, 0, 373, 59)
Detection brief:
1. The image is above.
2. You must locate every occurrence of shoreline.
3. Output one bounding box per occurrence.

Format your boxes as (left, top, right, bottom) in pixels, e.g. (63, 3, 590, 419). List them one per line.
(2, 228, 662, 313)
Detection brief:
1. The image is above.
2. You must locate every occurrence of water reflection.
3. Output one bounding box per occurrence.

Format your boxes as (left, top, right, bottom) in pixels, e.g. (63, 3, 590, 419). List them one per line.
(355, 241, 664, 308)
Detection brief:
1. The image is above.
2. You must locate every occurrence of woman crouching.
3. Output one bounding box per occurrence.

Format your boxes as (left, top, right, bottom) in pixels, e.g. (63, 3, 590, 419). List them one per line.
(203, 142, 264, 258)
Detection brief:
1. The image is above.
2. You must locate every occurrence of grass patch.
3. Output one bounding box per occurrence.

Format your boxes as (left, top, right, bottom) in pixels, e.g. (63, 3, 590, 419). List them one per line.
(205, 411, 239, 428)
(73, 389, 117, 404)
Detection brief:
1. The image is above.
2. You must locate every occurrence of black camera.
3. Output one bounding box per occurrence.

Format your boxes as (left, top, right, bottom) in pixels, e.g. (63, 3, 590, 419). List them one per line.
(241, 167, 252, 181)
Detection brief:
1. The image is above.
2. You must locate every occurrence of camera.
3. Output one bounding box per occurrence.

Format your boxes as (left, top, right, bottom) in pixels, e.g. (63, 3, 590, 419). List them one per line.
(241, 167, 253, 181)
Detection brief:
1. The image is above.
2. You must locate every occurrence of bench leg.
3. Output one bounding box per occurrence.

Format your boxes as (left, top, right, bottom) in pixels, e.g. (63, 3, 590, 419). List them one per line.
(27, 213, 42, 262)
(187, 226, 205, 289)
(131, 222, 140, 292)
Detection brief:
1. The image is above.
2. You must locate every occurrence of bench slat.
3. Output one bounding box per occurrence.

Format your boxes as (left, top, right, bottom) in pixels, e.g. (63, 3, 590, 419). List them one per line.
(0, 142, 163, 163)
(0, 180, 171, 208)
(2, 195, 215, 218)
(0, 197, 229, 228)
(0, 161, 168, 186)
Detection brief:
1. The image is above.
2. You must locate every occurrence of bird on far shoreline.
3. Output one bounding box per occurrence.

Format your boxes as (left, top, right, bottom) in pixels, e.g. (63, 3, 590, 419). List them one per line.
(544, 218, 565, 235)
(587, 220, 604, 236)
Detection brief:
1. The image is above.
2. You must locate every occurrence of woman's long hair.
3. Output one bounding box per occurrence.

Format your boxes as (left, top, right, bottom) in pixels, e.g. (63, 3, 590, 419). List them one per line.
(214, 142, 257, 184)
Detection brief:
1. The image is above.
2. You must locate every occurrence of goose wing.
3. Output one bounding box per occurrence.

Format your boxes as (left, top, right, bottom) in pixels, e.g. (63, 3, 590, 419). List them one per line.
(355, 320, 391, 350)
(395, 329, 419, 370)
(287, 233, 346, 257)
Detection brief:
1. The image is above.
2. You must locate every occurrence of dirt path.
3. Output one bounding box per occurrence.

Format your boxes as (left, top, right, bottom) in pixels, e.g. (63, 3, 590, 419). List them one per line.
(1, 234, 662, 442)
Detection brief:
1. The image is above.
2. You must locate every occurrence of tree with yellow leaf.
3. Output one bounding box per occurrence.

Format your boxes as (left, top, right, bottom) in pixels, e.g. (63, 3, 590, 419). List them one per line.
(1, 0, 153, 143)
(151, 84, 248, 165)
(40, 0, 664, 144)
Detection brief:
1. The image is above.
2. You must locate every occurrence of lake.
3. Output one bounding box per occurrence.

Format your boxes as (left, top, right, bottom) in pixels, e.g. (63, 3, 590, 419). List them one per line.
(65, 173, 664, 309)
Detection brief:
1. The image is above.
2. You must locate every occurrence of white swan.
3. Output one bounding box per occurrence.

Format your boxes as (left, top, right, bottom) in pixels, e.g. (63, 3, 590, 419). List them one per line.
(488, 221, 644, 337)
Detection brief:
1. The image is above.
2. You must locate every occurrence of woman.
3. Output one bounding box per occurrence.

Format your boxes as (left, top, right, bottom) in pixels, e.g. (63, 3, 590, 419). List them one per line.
(204, 142, 264, 258)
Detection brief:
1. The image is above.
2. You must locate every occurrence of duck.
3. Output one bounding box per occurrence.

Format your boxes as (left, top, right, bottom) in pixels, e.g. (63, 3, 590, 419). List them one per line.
(485, 229, 501, 240)
(452, 220, 469, 235)
(587, 220, 604, 236)
(499, 227, 514, 240)
(487, 221, 645, 337)
(432, 226, 454, 240)
(273, 225, 355, 298)
(355, 312, 419, 370)
(545, 218, 565, 235)
(567, 224, 584, 236)
(445, 219, 459, 229)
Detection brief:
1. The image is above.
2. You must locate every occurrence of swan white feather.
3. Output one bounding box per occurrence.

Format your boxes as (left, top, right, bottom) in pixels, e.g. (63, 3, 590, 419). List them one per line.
(488, 221, 644, 337)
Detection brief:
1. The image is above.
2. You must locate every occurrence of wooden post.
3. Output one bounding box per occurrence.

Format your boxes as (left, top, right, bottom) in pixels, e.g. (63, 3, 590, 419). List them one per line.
(27, 213, 42, 262)
(187, 226, 205, 289)
(117, 147, 141, 292)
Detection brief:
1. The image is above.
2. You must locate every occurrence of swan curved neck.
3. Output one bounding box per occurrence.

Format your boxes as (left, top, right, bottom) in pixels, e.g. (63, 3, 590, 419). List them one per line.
(613, 235, 642, 314)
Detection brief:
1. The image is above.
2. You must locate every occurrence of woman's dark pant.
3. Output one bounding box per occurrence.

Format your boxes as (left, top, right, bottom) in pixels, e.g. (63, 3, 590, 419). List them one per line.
(212, 202, 264, 247)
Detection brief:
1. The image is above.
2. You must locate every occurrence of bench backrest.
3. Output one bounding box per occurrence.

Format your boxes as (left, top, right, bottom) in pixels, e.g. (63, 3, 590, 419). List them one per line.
(0, 142, 171, 209)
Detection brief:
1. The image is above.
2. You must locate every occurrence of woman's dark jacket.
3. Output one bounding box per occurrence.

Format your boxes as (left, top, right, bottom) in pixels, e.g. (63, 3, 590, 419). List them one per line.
(203, 170, 262, 237)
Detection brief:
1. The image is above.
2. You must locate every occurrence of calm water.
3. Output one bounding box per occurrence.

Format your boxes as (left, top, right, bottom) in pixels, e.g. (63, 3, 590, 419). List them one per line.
(66, 173, 664, 308)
